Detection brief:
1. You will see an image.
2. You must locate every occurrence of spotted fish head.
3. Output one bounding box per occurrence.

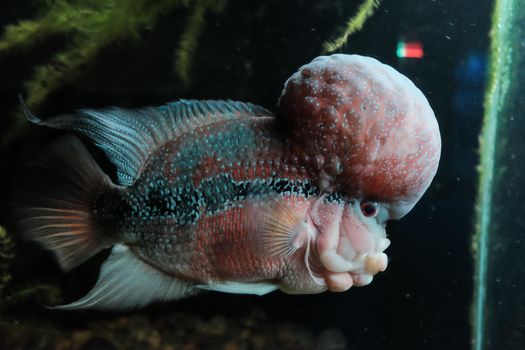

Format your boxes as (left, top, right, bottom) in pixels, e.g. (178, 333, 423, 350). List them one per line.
(278, 54, 441, 219)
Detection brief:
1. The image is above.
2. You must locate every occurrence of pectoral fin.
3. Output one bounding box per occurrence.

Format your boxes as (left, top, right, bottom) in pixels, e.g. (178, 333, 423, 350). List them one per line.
(250, 199, 311, 258)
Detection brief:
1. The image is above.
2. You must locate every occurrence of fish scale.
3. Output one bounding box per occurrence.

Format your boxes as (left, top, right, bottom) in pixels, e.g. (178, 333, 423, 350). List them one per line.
(50, 108, 321, 288)
(16, 54, 441, 310)
(115, 117, 324, 281)
(15, 99, 387, 309)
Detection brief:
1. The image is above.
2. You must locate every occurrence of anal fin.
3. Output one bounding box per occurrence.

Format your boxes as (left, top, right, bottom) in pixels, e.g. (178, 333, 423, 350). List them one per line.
(196, 281, 278, 296)
(52, 244, 195, 310)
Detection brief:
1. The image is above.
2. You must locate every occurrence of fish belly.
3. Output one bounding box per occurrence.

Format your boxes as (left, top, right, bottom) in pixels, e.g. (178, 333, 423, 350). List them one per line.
(131, 205, 285, 284)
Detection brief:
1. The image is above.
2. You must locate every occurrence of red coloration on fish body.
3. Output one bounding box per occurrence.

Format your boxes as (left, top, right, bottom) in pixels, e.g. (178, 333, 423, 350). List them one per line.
(16, 54, 441, 310)
(129, 117, 322, 289)
(192, 205, 281, 281)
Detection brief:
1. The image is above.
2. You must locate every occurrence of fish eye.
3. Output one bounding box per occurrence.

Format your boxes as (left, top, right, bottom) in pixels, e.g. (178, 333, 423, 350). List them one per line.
(360, 201, 380, 217)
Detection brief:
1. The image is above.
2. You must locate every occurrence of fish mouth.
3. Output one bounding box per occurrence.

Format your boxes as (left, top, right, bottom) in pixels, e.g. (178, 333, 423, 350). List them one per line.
(341, 228, 390, 287)
(346, 248, 390, 286)
(310, 199, 391, 291)
(326, 237, 390, 290)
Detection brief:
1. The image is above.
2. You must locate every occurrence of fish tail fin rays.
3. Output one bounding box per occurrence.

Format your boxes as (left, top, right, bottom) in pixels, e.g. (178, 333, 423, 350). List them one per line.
(23, 98, 273, 186)
(51, 244, 196, 310)
(15, 136, 117, 271)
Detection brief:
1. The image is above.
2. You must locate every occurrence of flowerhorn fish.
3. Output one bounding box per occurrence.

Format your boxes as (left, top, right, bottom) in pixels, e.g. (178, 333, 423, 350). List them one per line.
(15, 54, 441, 310)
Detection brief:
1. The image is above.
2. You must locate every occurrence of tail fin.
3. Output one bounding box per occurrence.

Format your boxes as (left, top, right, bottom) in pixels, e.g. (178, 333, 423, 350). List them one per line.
(15, 136, 117, 271)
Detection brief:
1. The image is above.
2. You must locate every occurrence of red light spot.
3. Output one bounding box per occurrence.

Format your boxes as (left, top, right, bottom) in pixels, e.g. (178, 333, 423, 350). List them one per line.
(397, 41, 424, 59)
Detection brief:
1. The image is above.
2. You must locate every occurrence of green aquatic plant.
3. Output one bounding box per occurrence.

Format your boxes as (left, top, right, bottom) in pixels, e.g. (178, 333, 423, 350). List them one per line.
(472, 0, 525, 349)
(323, 0, 382, 53)
(175, 0, 227, 86)
(0, 0, 227, 146)
(0, 226, 14, 300)
(471, 1, 509, 347)
(0, 225, 61, 310)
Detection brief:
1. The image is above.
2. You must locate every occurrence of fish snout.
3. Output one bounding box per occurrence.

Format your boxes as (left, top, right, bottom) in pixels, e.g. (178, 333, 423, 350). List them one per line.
(343, 240, 390, 287)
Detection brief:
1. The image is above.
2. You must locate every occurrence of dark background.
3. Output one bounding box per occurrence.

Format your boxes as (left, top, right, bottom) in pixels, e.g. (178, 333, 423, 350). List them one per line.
(0, 0, 492, 349)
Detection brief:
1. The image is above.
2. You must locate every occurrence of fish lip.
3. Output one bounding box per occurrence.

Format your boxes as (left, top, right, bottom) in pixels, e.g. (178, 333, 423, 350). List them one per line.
(307, 197, 391, 286)
(337, 202, 391, 272)
(340, 244, 389, 278)
(350, 273, 374, 286)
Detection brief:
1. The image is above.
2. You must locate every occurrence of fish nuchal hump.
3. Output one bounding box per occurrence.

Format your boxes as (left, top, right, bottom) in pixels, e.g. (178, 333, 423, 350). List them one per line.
(24, 99, 273, 186)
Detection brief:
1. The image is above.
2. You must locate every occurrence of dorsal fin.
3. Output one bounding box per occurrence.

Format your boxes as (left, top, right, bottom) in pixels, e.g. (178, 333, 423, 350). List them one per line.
(23, 99, 273, 186)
